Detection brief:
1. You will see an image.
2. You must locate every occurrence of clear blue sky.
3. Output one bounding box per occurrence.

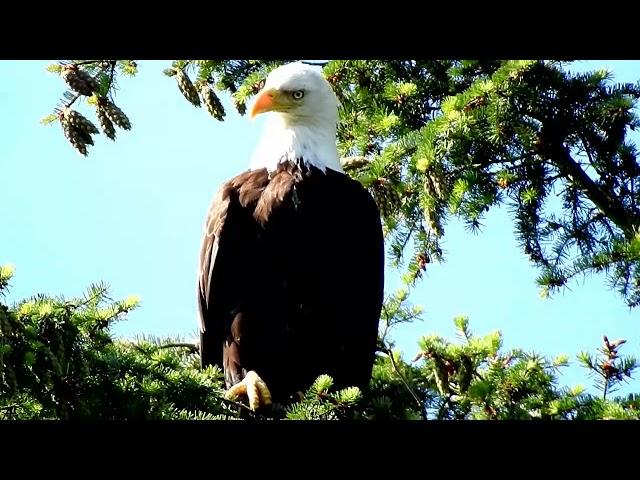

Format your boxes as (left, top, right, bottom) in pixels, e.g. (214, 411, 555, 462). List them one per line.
(1, 60, 639, 397)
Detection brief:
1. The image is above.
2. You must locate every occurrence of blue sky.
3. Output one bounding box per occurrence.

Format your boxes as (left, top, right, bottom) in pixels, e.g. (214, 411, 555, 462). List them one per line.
(1, 60, 639, 397)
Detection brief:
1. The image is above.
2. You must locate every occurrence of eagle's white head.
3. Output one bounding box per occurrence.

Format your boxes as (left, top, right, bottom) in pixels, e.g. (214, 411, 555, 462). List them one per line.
(249, 62, 342, 173)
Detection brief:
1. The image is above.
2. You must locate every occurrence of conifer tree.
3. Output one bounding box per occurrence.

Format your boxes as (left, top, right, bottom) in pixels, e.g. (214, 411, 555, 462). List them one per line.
(17, 59, 640, 419)
(2, 264, 638, 420)
(43, 60, 640, 305)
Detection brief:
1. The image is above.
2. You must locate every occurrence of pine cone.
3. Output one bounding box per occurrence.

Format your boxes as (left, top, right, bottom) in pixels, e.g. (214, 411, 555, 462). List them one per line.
(416, 253, 429, 270)
(62, 121, 89, 156)
(372, 178, 400, 218)
(76, 127, 94, 146)
(96, 105, 116, 140)
(610, 339, 627, 349)
(326, 73, 341, 86)
(175, 69, 201, 107)
(76, 68, 100, 93)
(424, 177, 436, 198)
(429, 172, 444, 199)
(233, 97, 247, 116)
(98, 97, 131, 130)
(251, 80, 264, 95)
(497, 177, 510, 189)
(62, 65, 100, 96)
(200, 85, 225, 120)
(427, 215, 442, 237)
(63, 108, 99, 136)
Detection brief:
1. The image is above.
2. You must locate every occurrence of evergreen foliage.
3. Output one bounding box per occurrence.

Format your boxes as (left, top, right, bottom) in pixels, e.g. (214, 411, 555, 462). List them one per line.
(2, 266, 637, 420)
(44, 60, 640, 304)
(19, 59, 640, 419)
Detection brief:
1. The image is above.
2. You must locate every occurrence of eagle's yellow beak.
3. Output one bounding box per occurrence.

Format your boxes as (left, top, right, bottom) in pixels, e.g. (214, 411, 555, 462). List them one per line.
(250, 88, 280, 119)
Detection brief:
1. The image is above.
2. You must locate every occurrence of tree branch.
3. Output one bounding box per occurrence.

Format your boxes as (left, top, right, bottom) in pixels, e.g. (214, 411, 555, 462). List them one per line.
(383, 346, 426, 419)
(157, 342, 200, 354)
(538, 123, 637, 237)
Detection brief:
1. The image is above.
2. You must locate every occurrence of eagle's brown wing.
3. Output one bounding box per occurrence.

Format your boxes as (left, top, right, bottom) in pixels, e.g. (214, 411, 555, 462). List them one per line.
(198, 163, 384, 402)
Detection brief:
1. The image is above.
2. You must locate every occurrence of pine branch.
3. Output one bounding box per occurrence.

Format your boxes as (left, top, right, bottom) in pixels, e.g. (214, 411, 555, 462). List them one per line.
(63, 93, 81, 109)
(106, 61, 117, 99)
(300, 61, 329, 67)
(537, 122, 637, 237)
(156, 342, 200, 353)
(382, 345, 425, 419)
(219, 396, 268, 420)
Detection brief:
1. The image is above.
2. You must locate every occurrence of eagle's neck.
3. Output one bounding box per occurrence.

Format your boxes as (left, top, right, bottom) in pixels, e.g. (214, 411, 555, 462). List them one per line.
(249, 114, 343, 174)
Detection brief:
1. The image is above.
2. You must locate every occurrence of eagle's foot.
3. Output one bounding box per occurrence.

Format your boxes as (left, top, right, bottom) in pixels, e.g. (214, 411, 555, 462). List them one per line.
(224, 370, 272, 411)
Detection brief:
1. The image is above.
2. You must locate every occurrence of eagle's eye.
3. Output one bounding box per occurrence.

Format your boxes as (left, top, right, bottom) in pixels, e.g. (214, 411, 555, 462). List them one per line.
(291, 90, 304, 100)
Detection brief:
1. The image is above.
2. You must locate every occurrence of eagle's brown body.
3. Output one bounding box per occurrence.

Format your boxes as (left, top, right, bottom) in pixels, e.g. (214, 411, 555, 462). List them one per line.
(198, 160, 384, 403)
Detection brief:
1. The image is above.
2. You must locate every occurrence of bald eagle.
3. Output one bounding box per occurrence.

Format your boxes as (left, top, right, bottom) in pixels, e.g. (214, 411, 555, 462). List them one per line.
(198, 62, 384, 411)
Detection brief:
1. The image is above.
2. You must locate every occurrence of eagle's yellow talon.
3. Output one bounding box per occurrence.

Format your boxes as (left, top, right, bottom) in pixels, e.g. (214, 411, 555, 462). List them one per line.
(253, 373, 272, 406)
(225, 371, 272, 411)
(224, 381, 247, 401)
